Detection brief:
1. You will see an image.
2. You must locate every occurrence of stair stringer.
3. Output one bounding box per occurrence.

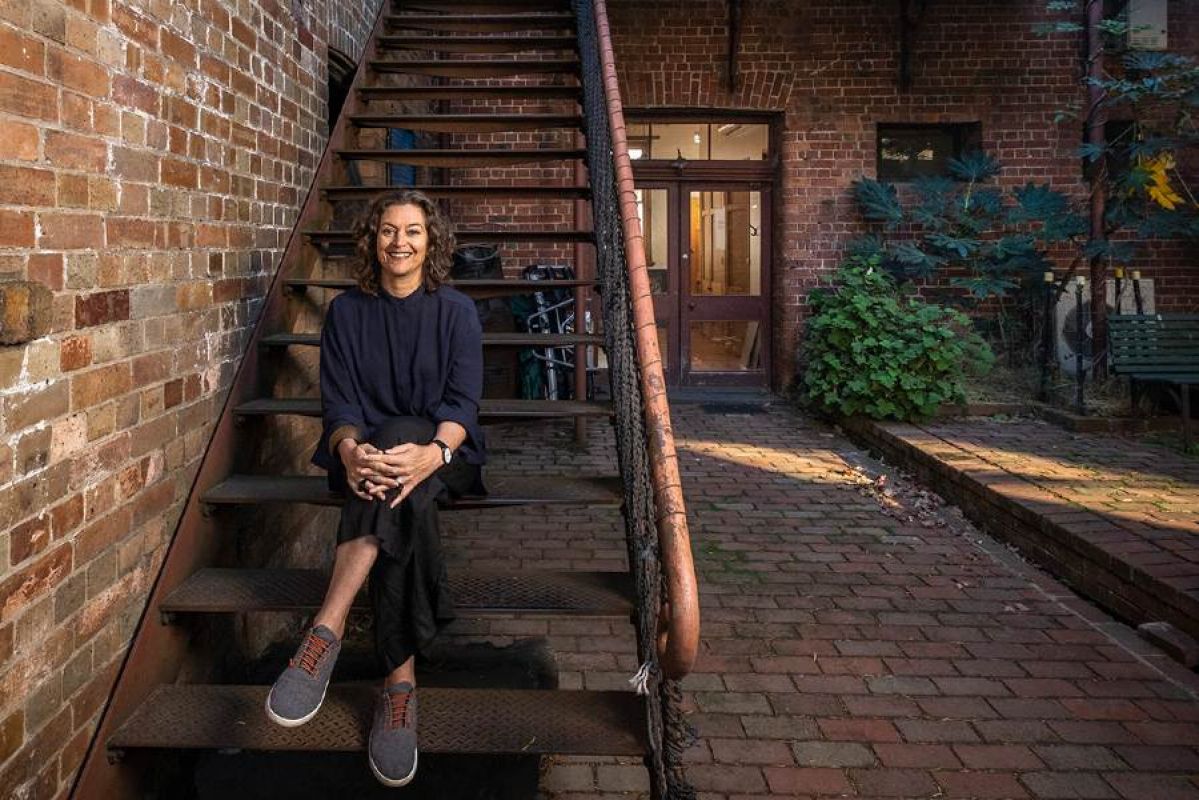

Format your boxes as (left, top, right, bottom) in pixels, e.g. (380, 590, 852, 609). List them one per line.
(69, 5, 390, 797)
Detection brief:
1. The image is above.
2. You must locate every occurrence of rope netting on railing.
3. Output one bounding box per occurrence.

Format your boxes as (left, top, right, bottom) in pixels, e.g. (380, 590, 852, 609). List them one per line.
(573, 2, 696, 798)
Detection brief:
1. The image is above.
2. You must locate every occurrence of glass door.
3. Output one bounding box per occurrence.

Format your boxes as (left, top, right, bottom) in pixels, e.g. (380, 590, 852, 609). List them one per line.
(633, 183, 680, 384)
(631, 182, 771, 387)
(682, 187, 769, 385)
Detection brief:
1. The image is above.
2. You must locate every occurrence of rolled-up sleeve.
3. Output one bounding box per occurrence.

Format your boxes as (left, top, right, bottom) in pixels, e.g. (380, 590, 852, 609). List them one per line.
(433, 304, 483, 444)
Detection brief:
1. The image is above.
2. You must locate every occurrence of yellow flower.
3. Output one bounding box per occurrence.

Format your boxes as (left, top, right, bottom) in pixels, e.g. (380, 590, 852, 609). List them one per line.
(1142, 152, 1183, 210)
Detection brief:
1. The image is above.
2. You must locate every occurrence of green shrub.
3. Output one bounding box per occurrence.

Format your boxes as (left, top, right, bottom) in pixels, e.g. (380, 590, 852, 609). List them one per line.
(802, 259, 994, 421)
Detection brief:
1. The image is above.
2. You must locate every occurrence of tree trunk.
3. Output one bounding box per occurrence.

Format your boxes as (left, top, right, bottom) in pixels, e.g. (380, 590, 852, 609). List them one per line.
(1086, 0, 1108, 377)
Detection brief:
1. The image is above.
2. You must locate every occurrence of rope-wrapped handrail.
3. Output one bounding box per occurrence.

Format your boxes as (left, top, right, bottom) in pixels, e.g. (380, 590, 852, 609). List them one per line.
(590, 0, 698, 680)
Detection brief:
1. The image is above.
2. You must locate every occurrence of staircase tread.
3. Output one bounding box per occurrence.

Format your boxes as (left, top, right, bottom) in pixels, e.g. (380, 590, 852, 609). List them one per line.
(108, 684, 646, 755)
(307, 228, 596, 244)
(357, 85, 580, 99)
(261, 331, 605, 348)
(321, 185, 591, 198)
(376, 35, 577, 48)
(285, 276, 596, 289)
(203, 474, 623, 508)
(349, 112, 582, 124)
(162, 567, 633, 615)
(337, 148, 586, 157)
(235, 397, 612, 418)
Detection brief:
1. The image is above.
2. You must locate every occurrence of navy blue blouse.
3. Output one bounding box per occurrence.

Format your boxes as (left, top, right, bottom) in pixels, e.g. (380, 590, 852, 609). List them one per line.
(312, 286, 486, 482)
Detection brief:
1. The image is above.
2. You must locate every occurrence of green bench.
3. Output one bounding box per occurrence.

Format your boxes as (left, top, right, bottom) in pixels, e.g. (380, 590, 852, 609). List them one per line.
(1108, 314, 1199, 445)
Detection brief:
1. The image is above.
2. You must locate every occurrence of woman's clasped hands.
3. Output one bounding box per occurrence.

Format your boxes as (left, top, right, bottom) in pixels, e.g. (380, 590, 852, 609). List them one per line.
(339, 439, 442, 508)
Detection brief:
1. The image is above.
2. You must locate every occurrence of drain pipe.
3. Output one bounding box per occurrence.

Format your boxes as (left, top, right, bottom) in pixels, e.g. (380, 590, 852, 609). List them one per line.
(1085, 0, 1108, 375)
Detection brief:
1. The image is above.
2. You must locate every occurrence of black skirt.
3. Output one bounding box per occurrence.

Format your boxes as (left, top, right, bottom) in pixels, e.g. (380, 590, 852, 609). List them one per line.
(335, 416, 484, 671)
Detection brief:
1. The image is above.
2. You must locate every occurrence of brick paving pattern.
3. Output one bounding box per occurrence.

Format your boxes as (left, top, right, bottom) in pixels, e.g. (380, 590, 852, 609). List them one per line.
(854, 417, 1199, 645)
(444, 404, 1199, 799)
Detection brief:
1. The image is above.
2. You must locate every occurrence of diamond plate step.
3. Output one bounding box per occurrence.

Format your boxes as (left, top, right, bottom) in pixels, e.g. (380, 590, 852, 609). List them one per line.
(161, 568, 633, 616)
(383, 14, 576, 33)
(375, 35, 577, 53)
(108, 685, 646, 757)
(368, 59, 578, 78)
(357, 85, 580, 102)
(306, 228, 595, 247)
(348, 113, 582, 133)
(260, 331, 604, 349)
(234, 397, 612, 421)
(335, 148, 586, 168)
(202, 475, 622, 508)
(321, 185, 590, 201)
(285, 277, 597, 296)
(392, 0, 571, 12)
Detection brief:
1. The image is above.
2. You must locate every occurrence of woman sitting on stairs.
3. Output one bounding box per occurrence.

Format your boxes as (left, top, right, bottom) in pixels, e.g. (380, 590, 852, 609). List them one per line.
(264, 189, 486, 788)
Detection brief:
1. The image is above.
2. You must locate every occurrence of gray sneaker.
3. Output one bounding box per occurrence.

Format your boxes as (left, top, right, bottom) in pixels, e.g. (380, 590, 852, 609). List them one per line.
(368, 682, 419, 787)
(265, 625, 341, 727)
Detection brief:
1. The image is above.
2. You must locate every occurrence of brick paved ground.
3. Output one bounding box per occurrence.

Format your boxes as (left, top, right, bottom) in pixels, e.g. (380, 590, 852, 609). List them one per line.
(441, 404, 1199, 799)
(852, 417, 1199, 646)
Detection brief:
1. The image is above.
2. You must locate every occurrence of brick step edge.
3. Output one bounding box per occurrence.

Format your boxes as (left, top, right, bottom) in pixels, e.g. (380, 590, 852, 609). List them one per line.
(842, 416, 1199, 644)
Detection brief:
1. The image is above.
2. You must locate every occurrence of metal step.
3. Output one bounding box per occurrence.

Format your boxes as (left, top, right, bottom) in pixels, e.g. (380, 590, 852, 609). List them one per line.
(235, 397, 612, 420)
(202, 475, 623, 508)
(384, 14, 576, 33)
(368, 59, 578, 78)
(357, 85, 580, 102)
(108, 685, 646, 757)
(161, 568, 633, 616)
(393, 0, 571, 12)
(336, 148, 586, 168)
(261, 331, 604, 349)
(348, 113, 583, 133)
(285, 276, 597, 297)
(375, 35, 577, 53)
(306, 228, 596, 247)
(321, 185, 590, 201)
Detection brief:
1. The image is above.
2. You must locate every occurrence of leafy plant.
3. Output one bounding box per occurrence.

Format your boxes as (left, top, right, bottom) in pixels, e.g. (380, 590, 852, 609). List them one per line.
(850, 152, 1087, 298)
(801, 258, 994, 421)
(1035, 6, 1199, 256)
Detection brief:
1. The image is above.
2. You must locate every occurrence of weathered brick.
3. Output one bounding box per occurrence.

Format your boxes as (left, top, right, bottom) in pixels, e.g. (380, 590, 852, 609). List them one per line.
(46, 47, 109, 98)
(38, 212, 104, 250)
(0, 71, 57, 121)
(44, 129, 107, 171)
(70, 361, 132, 408)
(0, 119, 39, 161)
(0, 210, 35, 247)
(791, 741, 876, 768)
(0, 543, 72, 623)
(0, 280, 53, 344)
(5, 380, 69, 431)
(0, 26, 45, 74)
(74, 289, 129, 328)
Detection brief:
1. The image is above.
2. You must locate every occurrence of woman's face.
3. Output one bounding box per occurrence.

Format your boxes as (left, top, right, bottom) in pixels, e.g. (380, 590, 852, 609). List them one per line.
(375, 203, 429, 288)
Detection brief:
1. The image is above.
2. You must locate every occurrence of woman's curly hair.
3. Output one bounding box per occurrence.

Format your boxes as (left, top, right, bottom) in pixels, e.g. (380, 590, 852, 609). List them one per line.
(353, 190, 456, 294)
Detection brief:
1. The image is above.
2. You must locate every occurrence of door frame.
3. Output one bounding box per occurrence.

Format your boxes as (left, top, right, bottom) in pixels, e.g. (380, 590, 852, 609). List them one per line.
(633, 165, 774, 387)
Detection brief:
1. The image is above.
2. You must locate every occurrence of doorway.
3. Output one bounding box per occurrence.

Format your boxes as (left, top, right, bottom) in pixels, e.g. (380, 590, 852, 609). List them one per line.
(636, 181, 771, 387)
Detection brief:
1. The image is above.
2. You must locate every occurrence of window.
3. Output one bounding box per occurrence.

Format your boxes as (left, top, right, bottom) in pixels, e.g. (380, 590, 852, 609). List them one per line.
(627, 121, 770, 161)
(877, 123, 981, 182)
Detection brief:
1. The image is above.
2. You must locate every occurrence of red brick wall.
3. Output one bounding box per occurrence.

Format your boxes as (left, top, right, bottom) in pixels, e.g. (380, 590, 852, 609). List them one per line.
(0, 0, 380, 796)
(608, 0, 1198, 388)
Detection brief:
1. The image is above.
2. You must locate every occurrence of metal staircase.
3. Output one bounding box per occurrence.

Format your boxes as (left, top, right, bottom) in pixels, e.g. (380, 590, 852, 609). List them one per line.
(71, 0, 697, 797)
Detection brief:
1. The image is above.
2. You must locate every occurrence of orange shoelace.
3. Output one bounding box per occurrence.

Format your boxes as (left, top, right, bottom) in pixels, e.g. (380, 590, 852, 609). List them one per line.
(387, 690, 413, 730)
(291, 632, 331, 676)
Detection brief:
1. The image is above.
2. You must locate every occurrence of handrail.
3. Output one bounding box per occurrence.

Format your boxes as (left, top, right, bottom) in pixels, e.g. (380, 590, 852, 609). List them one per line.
(591, 0, 699, 680)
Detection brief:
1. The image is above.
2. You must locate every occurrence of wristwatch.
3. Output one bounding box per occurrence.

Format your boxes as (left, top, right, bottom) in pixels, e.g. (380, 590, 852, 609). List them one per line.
(432, 438, 453, 465)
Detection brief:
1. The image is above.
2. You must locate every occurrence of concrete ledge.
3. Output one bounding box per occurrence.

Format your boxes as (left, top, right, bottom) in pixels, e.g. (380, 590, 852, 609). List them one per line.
(844, 416, 1199, 646)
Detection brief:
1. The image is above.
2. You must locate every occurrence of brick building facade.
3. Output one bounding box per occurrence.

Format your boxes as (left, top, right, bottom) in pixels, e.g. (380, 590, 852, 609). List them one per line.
(608, 0, 1198, 388)
(0, 0, 381, 795)
(0, 0, 1195, 796)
